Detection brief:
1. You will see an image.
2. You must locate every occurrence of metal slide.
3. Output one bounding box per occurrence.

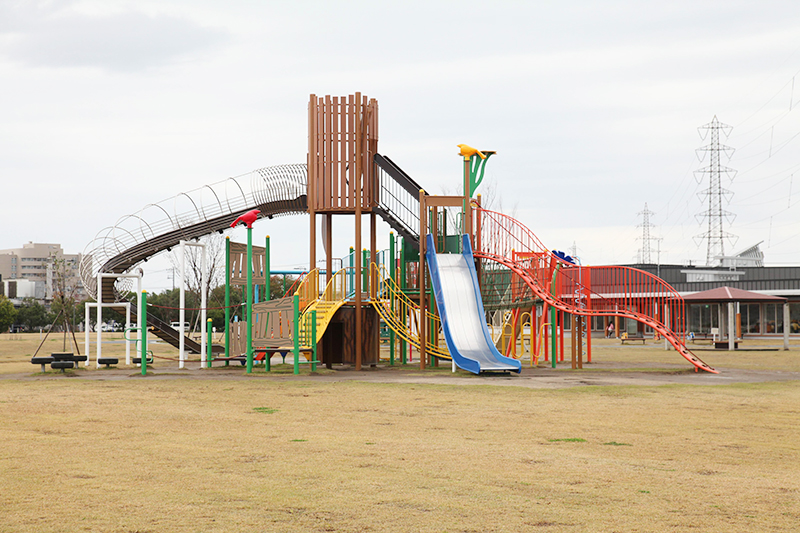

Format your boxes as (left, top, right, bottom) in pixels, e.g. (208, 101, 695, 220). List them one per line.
(425, 234, 521, 375)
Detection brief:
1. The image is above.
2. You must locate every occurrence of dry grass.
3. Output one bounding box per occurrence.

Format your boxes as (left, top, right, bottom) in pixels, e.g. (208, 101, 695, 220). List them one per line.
(0, 333, 799, 531)
(585, 337, 800, 373)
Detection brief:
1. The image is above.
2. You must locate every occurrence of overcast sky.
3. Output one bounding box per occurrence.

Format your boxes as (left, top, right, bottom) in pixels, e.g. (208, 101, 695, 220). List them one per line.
(2, 0, 800, 290)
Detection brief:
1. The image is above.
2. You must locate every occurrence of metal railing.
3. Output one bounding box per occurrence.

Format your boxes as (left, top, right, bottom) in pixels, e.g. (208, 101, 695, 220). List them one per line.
(374, 154, 422, 247)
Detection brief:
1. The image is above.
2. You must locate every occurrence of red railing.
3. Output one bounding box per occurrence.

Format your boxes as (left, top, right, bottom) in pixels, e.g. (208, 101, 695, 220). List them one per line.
(474, 207, 716, 373)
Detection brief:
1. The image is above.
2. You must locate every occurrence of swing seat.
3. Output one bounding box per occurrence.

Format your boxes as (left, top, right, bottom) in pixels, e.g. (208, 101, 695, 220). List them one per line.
(98, 358, 118, 367)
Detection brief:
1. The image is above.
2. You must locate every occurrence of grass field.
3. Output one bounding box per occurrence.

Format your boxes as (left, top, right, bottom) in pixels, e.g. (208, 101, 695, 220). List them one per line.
(1, 334, 799, 532)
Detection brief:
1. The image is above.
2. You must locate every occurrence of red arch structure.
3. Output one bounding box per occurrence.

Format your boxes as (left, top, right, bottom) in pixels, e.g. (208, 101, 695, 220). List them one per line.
(474, 208, 717, 373)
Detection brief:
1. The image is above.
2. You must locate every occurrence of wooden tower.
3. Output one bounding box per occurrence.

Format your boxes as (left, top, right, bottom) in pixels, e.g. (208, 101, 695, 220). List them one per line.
(307, 93, 379, 370)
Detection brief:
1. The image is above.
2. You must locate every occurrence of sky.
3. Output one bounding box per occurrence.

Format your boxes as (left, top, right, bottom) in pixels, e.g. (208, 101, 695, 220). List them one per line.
(2, 0, 800, 291)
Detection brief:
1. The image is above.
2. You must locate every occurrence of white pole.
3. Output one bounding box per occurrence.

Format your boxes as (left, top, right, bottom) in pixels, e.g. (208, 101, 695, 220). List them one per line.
(125, 303, 131, 364)
(84, 302, 91, 366)
(179, 240, 186, 369)
(96, 273, 102, 366)
(200, 243, 207, 368)
(784, 302, 790, 351)
(728, 302, 736, 351)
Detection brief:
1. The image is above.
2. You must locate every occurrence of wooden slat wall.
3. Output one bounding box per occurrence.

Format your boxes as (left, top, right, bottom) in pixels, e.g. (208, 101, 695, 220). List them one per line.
(252, 297, 294, 347)
(308, 93, 378, 212)
(229, 242, 267, 286)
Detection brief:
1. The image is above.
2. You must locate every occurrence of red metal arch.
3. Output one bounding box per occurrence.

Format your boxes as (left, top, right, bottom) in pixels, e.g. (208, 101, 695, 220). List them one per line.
(474, 208, 717, 374)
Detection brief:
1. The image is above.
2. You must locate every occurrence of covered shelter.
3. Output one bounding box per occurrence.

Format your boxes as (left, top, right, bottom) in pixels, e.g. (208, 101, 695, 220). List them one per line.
(681, 286, 789, 350)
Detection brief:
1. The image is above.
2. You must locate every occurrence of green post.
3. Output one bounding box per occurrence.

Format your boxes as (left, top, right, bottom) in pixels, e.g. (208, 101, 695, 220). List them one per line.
(389, 232, 396, 366)
(293, 294, 300, 375)
(362, 248, 369, 293)
(224, 236, 230, 366)
(400, 237, 407, 364)
(246, 226, 254, 373)
(349, 246, 355, 293)
(141, 290, 148, 376)
(265, 235, 271, 301)
(206, 318, 213, 369)
(311, 310, 317, 372)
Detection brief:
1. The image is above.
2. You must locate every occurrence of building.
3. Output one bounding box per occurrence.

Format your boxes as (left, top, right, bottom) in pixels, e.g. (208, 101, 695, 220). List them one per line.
(0, 242, 86, 305)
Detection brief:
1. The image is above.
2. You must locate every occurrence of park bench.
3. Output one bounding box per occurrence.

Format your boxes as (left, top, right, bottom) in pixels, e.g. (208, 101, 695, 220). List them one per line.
(620, 334, 646, 345)
(46, 352, 88, 372)
(97, 357, 119, 368)
(714, 341, 739, 350)
(30, 356, 54, 372)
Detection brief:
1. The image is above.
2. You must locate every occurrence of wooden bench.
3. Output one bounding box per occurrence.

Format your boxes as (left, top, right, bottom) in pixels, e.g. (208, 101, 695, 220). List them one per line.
(714, 341, 739, 350)
(620, 335, 646, 345)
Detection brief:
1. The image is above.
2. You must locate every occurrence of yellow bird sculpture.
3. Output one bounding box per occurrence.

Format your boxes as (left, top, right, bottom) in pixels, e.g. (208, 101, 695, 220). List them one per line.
(457, 144, 486, 160)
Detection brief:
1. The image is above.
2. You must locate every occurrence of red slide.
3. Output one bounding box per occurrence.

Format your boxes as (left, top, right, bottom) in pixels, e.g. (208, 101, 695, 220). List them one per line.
(474, 208, 717, 374)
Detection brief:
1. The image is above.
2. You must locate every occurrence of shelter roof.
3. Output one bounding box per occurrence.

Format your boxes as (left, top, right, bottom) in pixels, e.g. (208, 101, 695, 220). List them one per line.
(681, 286, 787, 303)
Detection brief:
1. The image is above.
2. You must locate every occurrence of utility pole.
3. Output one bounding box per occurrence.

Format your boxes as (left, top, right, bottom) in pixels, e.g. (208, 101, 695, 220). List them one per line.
(694, 116, 738, 265)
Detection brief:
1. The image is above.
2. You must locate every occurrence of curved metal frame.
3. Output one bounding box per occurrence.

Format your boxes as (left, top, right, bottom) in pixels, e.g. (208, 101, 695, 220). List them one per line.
(80, 164, 308, 300)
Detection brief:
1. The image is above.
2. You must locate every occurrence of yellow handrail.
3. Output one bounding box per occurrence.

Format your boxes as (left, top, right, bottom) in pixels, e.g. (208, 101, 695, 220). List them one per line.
(370, 263, 450, 359)
(293, 269, 319, 311)
(534, 322, 551, 367)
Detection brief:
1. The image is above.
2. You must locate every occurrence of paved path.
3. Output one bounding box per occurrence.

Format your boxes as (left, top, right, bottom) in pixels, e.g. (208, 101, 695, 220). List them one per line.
(4, 361, 798, 389)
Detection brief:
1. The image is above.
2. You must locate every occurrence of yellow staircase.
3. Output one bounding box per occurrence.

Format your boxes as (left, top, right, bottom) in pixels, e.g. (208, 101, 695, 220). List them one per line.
(295, 268, 350, 344)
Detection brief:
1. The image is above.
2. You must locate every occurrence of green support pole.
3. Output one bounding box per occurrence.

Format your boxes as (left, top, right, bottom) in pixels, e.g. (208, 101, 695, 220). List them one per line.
(349, 246, 355, 293)
(246, 226, 254, 373)
(293, 294, 300, 375)
(362, 248, 369, 293)
(265, 235, 271, 301)
(400, 237, 407, 364)
(389, 232, 396, 366)
(311, 310, 317, 372)
(224, 236, 230, 366)
(206, 318, 213, 369)
(141, 290, 148, 376)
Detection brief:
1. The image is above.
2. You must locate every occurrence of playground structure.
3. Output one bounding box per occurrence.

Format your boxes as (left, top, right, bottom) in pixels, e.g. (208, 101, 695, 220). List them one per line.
(79, 92, 717, 375)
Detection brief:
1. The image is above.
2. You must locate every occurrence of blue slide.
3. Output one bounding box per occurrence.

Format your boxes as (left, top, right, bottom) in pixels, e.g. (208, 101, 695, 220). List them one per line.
(425, 234, 522, 375)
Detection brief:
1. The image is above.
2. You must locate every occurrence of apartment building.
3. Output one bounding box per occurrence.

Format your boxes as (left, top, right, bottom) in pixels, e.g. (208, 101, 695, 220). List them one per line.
(0, 242, 86, 304)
